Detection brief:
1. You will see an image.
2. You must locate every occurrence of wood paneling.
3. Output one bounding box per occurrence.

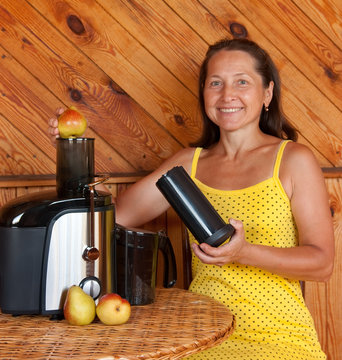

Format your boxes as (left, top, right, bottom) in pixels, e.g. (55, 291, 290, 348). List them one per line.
(305, 178, 342, 359)
(0, 0, 341, 358)
(1, 0, 341, 175)
(293, 0, 342, 49)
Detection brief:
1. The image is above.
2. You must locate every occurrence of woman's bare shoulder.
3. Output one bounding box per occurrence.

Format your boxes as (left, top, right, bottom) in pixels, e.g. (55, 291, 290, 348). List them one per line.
(157, 146, 198, 173)
(281, 141, 323, 183)
(283, 141, 319, 167)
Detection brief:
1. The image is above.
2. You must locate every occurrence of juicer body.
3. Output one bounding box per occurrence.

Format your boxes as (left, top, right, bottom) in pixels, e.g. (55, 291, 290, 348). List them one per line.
(0, 190, 114, 315)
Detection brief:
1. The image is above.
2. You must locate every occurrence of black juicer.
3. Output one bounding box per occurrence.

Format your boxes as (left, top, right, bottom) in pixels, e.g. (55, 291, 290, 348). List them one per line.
(0, 138, 114, 315)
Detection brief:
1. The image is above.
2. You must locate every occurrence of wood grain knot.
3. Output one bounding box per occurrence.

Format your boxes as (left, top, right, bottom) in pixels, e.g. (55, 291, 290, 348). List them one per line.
(67, 15, 85, 35)
(22, 37, 32, 45)
(330, 206, 335, 217)
(174, 115, 184, 125)
(69, 88, 82, 101)
(229, 23, 248, 38)
(324, 67, 338, 81)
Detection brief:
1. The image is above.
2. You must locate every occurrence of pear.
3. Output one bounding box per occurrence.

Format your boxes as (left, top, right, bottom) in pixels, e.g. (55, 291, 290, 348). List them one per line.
(58, 106, 87, 138)
(63, 285, 96, 325)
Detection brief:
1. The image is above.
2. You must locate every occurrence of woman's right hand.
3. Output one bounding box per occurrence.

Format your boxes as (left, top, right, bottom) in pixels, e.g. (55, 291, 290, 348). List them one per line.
(48, 107, 65, 145)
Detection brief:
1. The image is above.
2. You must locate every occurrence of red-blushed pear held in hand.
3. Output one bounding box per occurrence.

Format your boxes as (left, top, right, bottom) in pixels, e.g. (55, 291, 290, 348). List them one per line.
(63, 285, 96, 326)
(57, 106, 87, 138)
(96, 293, 131, 325)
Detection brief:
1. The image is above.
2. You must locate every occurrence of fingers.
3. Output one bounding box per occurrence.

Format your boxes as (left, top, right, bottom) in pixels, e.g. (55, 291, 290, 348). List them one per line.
(47, 117, 59, 137)
(191, 243, 214, 260)
(47, 107, 65, 145)
(229, 218, 243, 231)
(48, 126, 59, 136)
(48, 117, 58, 128)
(197, 218, 242, 255)
(198, 242, 221, 256)
(48, 107, 64, 128)
(192, 242, 221, 259)
(47, 107, 65, 128)
(191, 218, 246, 266)
(55, 107, 65, 116)
(191, 243, 227, 266)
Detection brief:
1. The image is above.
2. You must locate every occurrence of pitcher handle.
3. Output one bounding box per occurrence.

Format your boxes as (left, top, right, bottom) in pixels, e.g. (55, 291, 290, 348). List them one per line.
(158, 231, 177, 288)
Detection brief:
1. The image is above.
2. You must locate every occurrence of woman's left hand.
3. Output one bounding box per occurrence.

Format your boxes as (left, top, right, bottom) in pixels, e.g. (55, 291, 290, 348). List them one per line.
(191, 218, 250, 266)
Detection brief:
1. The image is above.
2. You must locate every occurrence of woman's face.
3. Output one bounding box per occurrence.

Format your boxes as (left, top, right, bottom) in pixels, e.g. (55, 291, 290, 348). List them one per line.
(203, 49, 273, 133)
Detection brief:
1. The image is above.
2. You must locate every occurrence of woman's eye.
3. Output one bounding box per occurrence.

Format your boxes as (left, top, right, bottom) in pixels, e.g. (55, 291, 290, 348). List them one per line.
(210, 80, 221, 87)
(238, 79, 248, 86)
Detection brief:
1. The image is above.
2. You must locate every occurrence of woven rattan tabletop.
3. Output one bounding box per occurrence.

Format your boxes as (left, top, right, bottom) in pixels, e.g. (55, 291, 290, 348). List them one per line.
(0, 288, 235, 359)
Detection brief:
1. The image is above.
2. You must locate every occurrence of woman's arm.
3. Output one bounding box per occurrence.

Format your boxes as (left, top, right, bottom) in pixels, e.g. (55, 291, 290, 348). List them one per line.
(192, 143, 335, 282)
(115, 147, 195, 228)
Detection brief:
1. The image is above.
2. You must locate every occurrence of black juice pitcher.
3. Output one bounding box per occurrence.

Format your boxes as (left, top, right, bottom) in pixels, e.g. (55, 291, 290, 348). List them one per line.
(156, 166, 235, 247)
(113, 224, 177, 305)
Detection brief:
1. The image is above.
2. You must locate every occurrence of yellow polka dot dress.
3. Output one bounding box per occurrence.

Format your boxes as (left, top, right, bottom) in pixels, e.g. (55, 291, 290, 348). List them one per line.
(187, 142, 326, 360)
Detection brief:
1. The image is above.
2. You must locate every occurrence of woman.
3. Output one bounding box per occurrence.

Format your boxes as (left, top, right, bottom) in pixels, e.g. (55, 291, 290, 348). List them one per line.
(49, 38, 334, 359)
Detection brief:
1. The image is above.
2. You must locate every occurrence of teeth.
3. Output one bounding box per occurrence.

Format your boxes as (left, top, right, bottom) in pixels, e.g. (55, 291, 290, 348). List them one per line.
(219, 108, 241, 113)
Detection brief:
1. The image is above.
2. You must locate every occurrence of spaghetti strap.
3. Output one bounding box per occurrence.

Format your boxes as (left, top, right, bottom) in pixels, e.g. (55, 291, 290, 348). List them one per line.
(191, 148, 203, 177)
(273, 140, 291, 178)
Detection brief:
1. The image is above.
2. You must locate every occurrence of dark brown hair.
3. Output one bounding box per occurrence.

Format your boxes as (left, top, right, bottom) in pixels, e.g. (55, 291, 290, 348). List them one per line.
(192, 38, 297, 148)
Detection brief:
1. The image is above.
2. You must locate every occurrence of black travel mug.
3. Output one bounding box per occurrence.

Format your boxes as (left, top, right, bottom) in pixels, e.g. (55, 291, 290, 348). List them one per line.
(156, 166, 235, 247)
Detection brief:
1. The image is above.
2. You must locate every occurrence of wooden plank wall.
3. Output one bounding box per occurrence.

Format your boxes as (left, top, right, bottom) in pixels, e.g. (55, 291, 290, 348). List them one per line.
(0, 0, 342, 174)
(305, 177, 342, 360)
(0, 0, 342, 358)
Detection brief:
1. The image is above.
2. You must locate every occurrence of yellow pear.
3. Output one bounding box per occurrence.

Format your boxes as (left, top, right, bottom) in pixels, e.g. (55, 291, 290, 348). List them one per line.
(58, 106, 87, 138)
(63, 285, 96, 325)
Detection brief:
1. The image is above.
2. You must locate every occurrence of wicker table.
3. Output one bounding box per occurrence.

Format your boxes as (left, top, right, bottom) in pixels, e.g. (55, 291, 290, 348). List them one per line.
(0, 288, 235, 359)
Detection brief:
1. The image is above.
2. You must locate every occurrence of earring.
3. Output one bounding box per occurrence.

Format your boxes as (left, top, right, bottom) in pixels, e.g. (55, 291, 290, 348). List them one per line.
(264, 104, 269, 112)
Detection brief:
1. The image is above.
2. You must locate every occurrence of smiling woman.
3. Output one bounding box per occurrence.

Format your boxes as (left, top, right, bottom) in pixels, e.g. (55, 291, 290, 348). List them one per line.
(183, 38, 333, 360)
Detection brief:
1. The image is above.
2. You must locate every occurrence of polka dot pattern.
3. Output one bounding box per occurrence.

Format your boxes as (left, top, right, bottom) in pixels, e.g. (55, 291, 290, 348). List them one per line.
(186, 143, 326, 360)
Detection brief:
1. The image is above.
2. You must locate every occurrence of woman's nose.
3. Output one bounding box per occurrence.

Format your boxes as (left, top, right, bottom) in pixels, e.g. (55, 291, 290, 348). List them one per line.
(221, 84, 236, 100)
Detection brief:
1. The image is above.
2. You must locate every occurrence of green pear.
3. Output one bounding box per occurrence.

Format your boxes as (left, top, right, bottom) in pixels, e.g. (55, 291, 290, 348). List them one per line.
(63, 285, 96, 325)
